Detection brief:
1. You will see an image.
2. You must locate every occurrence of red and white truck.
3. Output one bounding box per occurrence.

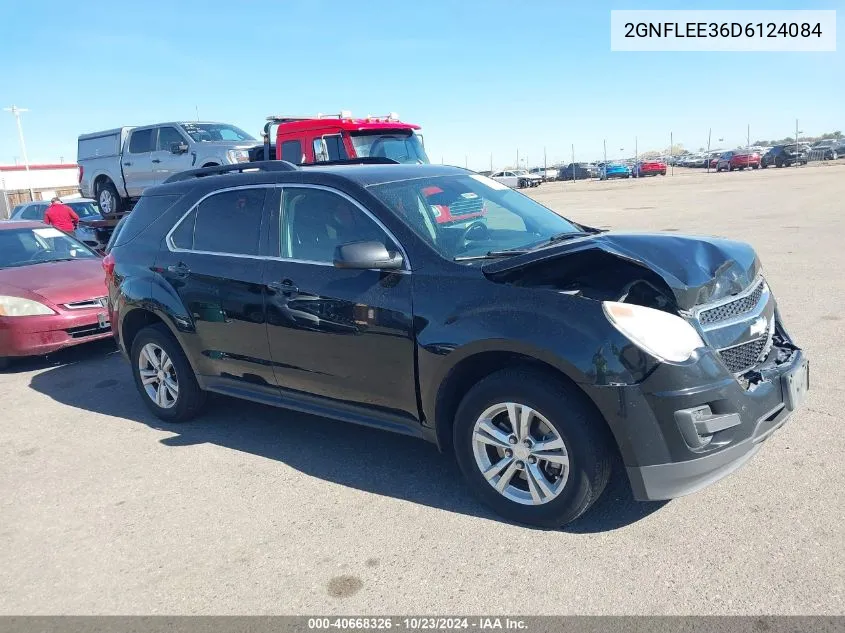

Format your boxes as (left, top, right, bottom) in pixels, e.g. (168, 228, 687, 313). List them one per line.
(250, 111, 429, 165)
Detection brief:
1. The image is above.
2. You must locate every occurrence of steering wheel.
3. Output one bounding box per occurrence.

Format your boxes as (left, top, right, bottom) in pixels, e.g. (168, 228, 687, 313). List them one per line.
(459, 221, 490, 250)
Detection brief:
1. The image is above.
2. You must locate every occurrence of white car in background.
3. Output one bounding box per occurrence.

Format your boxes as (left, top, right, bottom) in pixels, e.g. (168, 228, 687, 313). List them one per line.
(529, 166, 559, 181)
(489, 170, 533, 188)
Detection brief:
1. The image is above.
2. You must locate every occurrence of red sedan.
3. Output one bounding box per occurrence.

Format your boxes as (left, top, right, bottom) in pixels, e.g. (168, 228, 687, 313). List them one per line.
(0, 221, 111, 369)
(716, 151, 761, 172)
(633, 160, 667, 177)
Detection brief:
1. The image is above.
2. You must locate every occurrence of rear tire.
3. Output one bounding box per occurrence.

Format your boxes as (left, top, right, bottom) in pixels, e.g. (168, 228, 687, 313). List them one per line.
(130, 324, 207, 422)
(97, 180, 123, 216)
(453, 367, 613, 527)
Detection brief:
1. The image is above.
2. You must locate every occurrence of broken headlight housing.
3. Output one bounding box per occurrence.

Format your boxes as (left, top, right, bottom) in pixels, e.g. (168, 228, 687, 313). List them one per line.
(603, 301, 704, 363)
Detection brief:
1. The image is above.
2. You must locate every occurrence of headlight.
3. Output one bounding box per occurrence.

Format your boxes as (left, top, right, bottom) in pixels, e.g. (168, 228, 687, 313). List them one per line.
(0, 295, 55, 317)
(227, 149, 250, 164)
(603, 301, 704, 363)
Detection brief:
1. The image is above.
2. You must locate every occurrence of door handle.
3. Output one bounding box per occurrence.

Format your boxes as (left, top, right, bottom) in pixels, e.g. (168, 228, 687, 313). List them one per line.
(123, 162, 132, 166)
(166, 262, 190, 277)
(268, 279, 298, 295)
(152, 159, 161, 164)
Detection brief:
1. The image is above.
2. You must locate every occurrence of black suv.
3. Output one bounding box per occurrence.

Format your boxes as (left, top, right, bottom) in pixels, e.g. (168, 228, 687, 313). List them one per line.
(105, 161, 808, 527)
(761, 144, 809, 168)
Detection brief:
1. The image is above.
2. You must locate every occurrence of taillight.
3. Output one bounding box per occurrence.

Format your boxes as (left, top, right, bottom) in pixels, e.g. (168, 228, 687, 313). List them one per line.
(78, 165, 84, 184)
(102, 252, 115, 278)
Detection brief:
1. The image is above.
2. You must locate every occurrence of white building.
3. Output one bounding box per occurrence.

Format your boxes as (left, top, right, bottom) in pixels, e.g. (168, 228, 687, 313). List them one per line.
(0, 163, 80, 219)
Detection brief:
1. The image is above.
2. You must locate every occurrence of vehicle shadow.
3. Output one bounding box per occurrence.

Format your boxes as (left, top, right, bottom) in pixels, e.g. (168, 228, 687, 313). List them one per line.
(26, 344, 667, 533)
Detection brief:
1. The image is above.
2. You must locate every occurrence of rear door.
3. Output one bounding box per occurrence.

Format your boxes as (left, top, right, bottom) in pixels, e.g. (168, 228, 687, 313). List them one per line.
(151, 126, 194, 182)
(158, 185, 276, 386)
(262, 184, 418, 420)
(123, 128, 155, 196)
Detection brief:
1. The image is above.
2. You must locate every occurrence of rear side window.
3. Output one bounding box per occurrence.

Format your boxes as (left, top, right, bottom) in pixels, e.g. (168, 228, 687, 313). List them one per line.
(170, 209, 195, 249)
(21, 204, 47, 220)
(190, 188, 267, 255)
(129, 129, 154, 154)
(111, 194, 182, 248)
(281, 140, 303, 164)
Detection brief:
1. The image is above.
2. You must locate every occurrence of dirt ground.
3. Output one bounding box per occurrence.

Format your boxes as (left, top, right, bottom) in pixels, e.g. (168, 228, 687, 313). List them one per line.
(1, 163, 843, 615)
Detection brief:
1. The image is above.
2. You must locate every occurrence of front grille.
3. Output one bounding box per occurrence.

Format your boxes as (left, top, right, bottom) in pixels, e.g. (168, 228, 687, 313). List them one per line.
(65, 323, 110, 339)
(718, 337, 769, 374)
(699, 280, 764, 325)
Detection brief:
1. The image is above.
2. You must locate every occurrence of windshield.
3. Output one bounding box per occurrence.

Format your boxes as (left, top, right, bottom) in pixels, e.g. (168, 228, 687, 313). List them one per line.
(67, 201, 101, 218)
(180, 123, 255, 143)
(350, 131, 429, 164)
(368, 173, 583, 261)
(0, 227, 97, 269)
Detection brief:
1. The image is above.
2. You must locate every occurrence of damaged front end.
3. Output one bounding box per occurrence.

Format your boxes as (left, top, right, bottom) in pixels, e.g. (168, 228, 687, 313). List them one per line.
(482, 231, 808, 500)
(482, 231, 801, 387)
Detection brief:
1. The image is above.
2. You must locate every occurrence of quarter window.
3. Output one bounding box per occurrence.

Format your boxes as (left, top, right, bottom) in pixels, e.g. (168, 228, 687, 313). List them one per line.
(182, 188, 267, 256)
(128, 129, 154, 154)
(280, 188, 392, 262)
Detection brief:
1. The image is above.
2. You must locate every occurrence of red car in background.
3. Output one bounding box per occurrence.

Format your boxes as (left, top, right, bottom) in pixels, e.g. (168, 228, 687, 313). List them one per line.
(716, 151, 761, 172)
(0, 222, 110, 369)
(632, 159, 667, 177)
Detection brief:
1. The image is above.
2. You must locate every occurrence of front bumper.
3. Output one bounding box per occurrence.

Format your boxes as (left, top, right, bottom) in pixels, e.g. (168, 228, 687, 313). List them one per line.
(584, 343, 807, 501)
(0, 310, 112, 358)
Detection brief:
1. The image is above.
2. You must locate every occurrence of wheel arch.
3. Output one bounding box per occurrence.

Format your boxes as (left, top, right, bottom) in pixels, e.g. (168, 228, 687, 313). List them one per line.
(431, 346, 611, 454)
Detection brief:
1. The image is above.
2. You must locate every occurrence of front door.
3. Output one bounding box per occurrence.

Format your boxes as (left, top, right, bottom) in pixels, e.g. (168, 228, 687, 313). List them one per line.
(123, 128, 155, 196)
(262, 185, 418, 420)
(158, 185, 276, 386)
(151, 126, 194, 182)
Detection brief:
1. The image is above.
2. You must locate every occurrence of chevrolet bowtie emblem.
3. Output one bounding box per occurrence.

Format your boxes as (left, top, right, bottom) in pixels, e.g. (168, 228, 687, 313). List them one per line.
(749, 317, 767, 337)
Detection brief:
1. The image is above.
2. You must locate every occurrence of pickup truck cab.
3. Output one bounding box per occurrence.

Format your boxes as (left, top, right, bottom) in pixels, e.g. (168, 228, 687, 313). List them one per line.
(78, 122, 257, 216)
(253, 111, 429, 166)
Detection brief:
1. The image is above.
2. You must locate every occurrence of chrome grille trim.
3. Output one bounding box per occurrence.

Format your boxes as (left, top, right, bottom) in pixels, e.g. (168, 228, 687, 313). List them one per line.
(63, 297, 108, 310)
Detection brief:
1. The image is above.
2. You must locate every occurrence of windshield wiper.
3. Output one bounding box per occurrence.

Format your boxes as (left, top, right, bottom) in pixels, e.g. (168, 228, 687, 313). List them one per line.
(528, 231, 599, 250)
(453, 250, 530, 261)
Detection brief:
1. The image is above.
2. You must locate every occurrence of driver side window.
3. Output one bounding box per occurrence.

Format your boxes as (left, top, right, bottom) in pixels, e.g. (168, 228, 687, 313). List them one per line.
(279, 188, 393, 263)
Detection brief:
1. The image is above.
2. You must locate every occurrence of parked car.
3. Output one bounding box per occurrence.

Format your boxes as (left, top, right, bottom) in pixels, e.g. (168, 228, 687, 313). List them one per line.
(598, 162, 631, 180)
(558, 163, 596, 180)
(716, 151, 761, 172)
(9, 198, 111, 252)
(105, 160, 808, 527)
(490, 170, 534, 188)
(529, 166, 559, 182)
(761, 144, 809, 168)
(78, 122, 258, 216)
(808, 141, 841, 160)
(0, 222, 110, 370)
(514, 170, 542, 187)
(632, 160, 667, 177)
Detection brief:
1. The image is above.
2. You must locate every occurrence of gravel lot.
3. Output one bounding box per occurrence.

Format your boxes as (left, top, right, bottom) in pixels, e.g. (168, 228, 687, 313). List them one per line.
(1, 164, 843, 615)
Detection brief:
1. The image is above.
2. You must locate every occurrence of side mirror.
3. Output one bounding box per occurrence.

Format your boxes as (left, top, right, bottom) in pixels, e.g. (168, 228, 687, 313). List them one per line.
(171, 142, 189, 154)
(333, 241, 404, 270)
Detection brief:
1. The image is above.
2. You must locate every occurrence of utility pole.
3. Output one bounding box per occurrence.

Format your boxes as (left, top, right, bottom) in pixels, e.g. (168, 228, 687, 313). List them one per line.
(634, 136, 638, 177)
(4, 106, 34, 201)
(543, 146, 547, 173)
(516, 149, 519, 170)
(490, 153, 493, 173)
(196, 105, 200, 121)
(795, 118, 799, 143)
(603, 139, 607, 179)
(747, 123, 750, 151)
(670, 132, 674, 176)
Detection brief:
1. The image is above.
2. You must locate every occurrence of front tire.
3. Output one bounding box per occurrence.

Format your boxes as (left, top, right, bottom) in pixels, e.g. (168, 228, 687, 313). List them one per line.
(130, 324, 207, 422)
(453, 368, 612, 527)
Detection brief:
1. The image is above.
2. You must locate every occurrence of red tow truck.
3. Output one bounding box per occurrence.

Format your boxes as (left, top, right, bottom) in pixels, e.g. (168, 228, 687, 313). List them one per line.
(252, 110, 484, 226)
(252, 111, 429, 165)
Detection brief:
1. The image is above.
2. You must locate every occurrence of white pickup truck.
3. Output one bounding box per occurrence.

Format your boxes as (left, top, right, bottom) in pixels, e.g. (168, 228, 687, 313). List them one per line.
(77, 121, 257, 216)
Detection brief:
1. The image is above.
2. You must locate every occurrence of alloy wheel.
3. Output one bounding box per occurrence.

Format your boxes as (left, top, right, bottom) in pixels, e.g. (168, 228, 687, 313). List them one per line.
(99, 189, 113, 215)
(471, 402, 570, 505)
(138, 343, 179, 409)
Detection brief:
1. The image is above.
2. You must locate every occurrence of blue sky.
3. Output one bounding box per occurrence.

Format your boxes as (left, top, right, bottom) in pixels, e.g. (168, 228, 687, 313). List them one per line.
(1, 0, 842, 170)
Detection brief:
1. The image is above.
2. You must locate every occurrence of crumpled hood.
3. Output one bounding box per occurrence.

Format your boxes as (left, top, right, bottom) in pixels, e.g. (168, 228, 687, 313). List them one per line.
(482, 231, 761, 310)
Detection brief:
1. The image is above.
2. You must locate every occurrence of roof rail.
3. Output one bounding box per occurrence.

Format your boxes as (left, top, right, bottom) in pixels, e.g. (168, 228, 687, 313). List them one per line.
(162, 160, 299, 184)
(301, 157, 400, 168)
